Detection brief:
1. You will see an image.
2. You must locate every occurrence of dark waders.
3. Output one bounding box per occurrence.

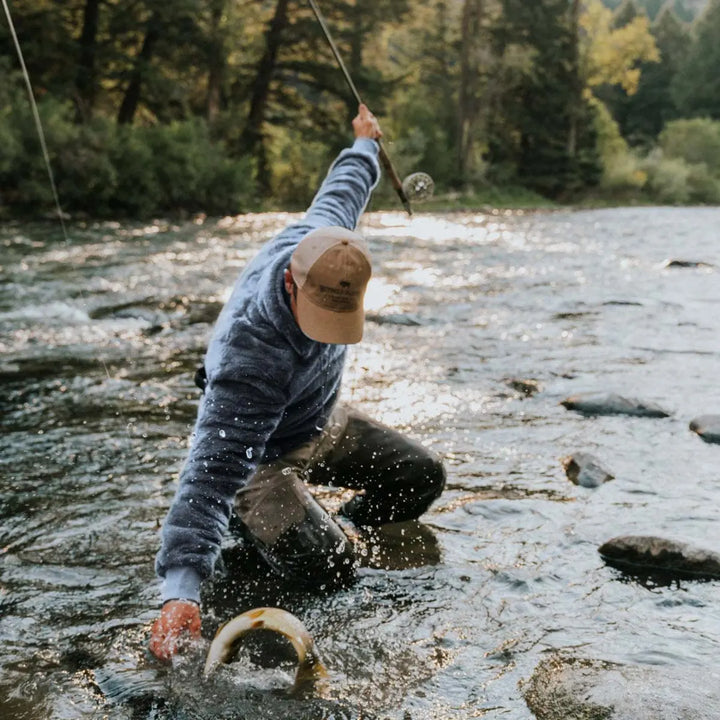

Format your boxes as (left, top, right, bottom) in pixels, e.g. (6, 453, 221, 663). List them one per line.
(234, 405, 446, 590)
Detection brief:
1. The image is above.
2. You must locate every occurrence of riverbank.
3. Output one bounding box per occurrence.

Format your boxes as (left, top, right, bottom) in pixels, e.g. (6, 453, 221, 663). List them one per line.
(6, 188, 711, 226)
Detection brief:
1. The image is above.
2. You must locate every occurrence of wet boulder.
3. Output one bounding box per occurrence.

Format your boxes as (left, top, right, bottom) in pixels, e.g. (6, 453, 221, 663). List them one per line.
(561, 453, 614, 488)
(663, 259, 714, 269)
(689, 415, 720, 444)
(561, 393, 670, 418)
(523, 654, 720, 720)
(505, 378, 541, 397)
(365, 312, 423, 326)
(599, 535, 720, 580)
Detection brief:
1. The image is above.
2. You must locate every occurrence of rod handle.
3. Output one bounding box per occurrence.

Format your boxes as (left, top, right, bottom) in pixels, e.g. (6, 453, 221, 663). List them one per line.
(378, 141, 412, 216)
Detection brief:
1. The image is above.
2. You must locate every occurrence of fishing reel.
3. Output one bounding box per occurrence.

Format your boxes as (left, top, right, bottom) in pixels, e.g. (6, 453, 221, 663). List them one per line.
(402, 172, 435, 203)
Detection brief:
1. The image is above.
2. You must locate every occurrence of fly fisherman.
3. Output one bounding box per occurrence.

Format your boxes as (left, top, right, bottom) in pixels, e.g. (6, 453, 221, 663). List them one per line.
(149, 105, 446, 661)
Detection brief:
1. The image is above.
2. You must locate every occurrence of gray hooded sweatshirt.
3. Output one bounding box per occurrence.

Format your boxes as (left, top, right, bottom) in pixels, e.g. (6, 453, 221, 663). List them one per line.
(156, 138, 380, 603)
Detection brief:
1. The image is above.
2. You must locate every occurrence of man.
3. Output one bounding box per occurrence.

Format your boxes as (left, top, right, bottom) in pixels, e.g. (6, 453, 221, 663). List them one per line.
(149, 105, 446, 661)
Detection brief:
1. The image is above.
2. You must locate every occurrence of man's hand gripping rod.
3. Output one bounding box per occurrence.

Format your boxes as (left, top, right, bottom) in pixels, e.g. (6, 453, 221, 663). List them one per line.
(307, 0, 413, 216)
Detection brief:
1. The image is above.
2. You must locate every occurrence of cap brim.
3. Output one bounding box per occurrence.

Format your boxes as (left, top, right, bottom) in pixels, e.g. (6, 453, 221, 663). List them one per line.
(295, 288, 364, 344)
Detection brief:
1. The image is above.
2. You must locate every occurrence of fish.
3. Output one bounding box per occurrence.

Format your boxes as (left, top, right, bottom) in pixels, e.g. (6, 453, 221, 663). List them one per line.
(203, 607, 328, 692)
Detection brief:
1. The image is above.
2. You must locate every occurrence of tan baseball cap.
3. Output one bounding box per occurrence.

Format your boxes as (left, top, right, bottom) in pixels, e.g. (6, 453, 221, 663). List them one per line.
(290, 226, 372, 344)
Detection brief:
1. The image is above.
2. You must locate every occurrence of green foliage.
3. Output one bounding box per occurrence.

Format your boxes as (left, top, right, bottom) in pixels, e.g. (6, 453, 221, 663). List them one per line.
(613, 0, 642, 28)
(0, 95, 254, 218)
(597, 6, 689, 146)
(672, 0, 720, 119)
(2, 0, 717, 213)
(265, 127, 333, 210)
(601, 0, 708, 19)
(593, 98, 647, 190)
(659, 117, 720, 168)
(489, 0, 602, 197)
(641, 148, 720, 203)
(642, 149, 692, 202)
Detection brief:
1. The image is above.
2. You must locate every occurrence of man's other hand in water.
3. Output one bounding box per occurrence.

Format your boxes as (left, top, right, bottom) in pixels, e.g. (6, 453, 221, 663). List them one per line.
(149, 600, 201, 661)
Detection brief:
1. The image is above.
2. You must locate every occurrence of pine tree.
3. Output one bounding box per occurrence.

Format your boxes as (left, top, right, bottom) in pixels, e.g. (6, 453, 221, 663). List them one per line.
(598, 4, 688, 143)
(488, 0, 600, 196)
(613, 0, 643, 27)
(672, 0, 720, 119)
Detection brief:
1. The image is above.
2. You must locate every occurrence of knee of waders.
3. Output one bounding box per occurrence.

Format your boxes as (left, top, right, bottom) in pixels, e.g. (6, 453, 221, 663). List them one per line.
(396, 452, 447, 498)
(340, 455, 446, 526)
(425, 455, 447, 501)
(261, 519, 358, 593)
(407, 454, 447, 516)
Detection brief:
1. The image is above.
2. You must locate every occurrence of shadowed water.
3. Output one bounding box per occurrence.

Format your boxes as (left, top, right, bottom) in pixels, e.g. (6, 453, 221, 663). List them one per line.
(1, 207, 719, 719)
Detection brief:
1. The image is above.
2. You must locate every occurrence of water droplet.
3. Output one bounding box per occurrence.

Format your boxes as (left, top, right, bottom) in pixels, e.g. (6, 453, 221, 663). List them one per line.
(219, 429, 226, 438)
(281, 467, 292, 476)
(245, 447, 253, 459)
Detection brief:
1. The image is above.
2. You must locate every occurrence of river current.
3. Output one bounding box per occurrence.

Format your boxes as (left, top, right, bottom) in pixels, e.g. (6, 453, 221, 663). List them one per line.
(1, 206, 719, 719)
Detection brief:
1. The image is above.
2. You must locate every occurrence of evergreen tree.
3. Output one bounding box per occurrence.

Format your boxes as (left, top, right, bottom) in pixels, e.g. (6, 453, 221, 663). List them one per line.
(384, 0, 461, 188)
(613, 0, 643, 27)
(598, 5, 688, 143)
(644, 0, 666, 18)
(488, 0, 601, 196)
(672, 0, 720, 119)
(672, 0, 696, 21)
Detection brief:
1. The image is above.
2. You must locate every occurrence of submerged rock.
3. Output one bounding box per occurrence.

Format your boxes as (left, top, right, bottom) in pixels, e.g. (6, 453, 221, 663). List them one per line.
(599, 535, 720, 580)
(505, 378, 542, 397)
(663, 259, 714, 269)
(365, 312, 423, 326)
(561, 393, 670, 418)
(523, 654, 720, 720)
(689, 415, 720, 444)
(561, 453, 614, 488)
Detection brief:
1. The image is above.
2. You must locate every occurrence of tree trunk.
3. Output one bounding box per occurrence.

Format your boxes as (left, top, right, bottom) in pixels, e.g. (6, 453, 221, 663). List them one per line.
(74, 0, 100, 122)
(240, 0, 291, 194)
(206, 0, 226, 125)
(117, 12, 162, 125)
(458, 0, 484, 182)
(567, 0, 582, 158)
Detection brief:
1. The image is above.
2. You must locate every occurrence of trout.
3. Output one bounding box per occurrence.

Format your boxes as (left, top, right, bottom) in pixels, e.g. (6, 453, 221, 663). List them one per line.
(203, 607, 328, 691)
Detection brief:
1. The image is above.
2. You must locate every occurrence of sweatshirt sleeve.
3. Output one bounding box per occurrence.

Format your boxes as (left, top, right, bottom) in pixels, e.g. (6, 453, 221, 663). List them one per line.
(155, 329, 291, 600)
(303, 138, 381, 230)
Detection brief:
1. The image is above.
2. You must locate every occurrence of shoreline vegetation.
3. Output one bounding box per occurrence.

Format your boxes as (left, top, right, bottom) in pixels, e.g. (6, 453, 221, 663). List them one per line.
(2, 185, 717, 226)
(2, 0, 720, 220)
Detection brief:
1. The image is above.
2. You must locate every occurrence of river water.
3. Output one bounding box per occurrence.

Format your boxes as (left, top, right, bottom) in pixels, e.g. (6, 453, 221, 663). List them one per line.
(1, 206, 719, 719)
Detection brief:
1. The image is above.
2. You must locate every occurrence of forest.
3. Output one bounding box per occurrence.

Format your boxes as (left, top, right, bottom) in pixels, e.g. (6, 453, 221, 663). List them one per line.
(1, 0, 720, 218)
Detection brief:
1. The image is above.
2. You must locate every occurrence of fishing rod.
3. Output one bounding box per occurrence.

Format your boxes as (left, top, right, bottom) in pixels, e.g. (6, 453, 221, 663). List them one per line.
(307, 0, 434, 216)
(2, 0, 67, 236)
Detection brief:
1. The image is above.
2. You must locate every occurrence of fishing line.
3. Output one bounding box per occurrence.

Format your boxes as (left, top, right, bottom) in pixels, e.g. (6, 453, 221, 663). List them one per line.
(2, 0, 68, 240)
(307, 0, 435, 214)
(2, 0, 132, 435)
